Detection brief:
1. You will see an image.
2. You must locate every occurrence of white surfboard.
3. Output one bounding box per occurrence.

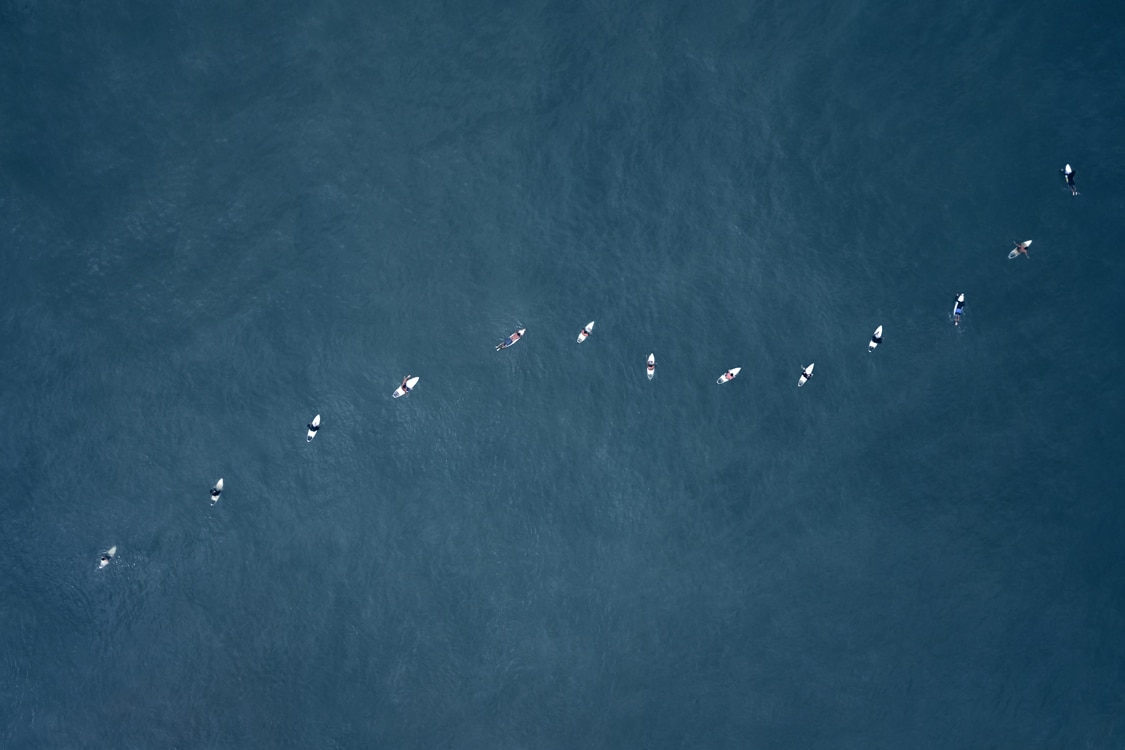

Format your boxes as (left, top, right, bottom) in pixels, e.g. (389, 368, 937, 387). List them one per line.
(952, 293, 965, 325)
(868, 326, 883, 352)
(306, 413, 320, 442)
(717, 367, 741, 384)
(1008, 240, 1032, 259)
(798, 363, 814, 387)
(577, 321, 595, 343)
(98, 545, 117, 569)
(646, 353, 655, 380)
(210, 478, 223, 505)
(1062, 164, 1078, 195)
(496, 328, 525, 351)
(393, 376, 420, 399)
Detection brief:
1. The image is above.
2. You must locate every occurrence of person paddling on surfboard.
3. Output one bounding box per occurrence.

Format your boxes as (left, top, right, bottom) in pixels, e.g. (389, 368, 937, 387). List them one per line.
(1013, 240, 1030, 258)
(496, 328, 525, 351)
(1061, 164, 1078, 195)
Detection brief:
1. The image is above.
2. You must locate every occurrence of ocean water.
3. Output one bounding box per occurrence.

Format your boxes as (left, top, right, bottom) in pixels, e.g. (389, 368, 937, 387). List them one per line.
(2, 0, 1124, 747)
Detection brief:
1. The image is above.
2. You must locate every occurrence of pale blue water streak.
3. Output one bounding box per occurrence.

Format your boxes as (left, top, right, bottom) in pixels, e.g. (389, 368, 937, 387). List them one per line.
(1, 0, 1124, 747)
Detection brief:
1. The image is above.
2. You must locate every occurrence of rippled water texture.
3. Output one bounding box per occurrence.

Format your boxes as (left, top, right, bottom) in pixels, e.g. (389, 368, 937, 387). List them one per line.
(2, 0, 1123, 746)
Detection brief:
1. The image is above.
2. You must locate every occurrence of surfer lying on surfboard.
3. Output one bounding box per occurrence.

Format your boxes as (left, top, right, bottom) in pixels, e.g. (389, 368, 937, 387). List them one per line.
(496, 328, 525, 351)
(1061, 164, 1078, 195)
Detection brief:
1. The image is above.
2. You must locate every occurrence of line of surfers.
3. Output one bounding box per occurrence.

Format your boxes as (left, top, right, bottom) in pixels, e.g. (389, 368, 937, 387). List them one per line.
(99, 166, 1080, 566)
(192, 288, 979, 518)
(497, 319, 850, 389)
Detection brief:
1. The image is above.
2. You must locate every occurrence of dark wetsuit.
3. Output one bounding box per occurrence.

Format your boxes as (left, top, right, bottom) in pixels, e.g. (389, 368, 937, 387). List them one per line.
(1062, 167, 1077, 194)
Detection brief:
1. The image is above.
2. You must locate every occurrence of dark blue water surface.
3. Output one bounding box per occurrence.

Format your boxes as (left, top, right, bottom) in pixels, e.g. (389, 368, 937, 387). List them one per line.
(3, 0, 1124, 747)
